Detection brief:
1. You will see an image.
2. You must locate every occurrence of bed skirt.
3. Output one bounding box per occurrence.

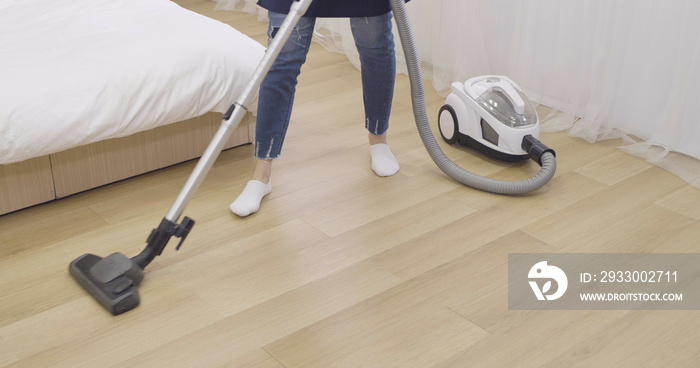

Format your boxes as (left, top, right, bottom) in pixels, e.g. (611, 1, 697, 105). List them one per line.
(0, 112, 253, 215)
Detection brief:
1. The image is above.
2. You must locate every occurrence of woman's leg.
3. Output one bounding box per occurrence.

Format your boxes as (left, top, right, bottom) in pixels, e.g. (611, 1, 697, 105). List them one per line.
(231, 12, 316, 217)
(350, 13, 400, 177)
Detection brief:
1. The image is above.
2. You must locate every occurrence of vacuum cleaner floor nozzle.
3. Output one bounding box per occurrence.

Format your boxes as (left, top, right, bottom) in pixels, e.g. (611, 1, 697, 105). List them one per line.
(69, 253, 144, 315)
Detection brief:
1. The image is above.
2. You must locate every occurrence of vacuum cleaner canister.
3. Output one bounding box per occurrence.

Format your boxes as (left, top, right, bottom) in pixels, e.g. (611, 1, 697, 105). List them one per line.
(439, 75, 540, 162)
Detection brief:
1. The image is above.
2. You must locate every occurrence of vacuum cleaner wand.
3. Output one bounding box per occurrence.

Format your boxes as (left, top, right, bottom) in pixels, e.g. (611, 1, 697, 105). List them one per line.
(69, 0, 314, 315)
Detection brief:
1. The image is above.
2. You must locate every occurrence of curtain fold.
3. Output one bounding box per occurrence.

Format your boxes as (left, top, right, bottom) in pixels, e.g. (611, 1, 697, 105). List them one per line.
(214, 0, 700, 188)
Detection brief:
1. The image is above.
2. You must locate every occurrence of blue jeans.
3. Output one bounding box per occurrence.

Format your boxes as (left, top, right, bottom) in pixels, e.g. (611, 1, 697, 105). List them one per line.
(254, 12, 396, 159)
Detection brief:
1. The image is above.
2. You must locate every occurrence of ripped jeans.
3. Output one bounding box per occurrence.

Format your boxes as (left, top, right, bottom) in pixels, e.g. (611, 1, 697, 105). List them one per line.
(254, 11, 396, 159)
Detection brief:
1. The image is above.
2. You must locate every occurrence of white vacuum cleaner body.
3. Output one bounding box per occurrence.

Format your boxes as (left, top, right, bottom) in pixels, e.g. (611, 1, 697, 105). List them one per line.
(439, 75, 539, 162)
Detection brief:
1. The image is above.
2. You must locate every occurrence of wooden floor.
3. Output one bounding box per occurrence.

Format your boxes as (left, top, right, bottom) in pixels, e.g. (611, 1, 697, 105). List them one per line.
(2, 1, 700, 367)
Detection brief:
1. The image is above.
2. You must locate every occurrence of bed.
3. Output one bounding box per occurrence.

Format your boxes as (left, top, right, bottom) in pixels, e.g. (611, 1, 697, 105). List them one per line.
(0, 0, 265, 215)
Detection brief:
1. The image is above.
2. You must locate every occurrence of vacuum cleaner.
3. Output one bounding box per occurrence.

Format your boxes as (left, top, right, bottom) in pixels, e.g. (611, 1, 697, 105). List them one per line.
(439, 75, 541, 163)
(70, 0, 556, 315)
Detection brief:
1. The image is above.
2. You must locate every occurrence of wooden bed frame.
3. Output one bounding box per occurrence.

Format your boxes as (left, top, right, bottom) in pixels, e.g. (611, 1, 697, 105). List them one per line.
(0, 111, 254, 215)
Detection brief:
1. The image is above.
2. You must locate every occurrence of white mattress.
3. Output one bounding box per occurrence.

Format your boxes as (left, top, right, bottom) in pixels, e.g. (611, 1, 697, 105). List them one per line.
(0, 0, 265, 165)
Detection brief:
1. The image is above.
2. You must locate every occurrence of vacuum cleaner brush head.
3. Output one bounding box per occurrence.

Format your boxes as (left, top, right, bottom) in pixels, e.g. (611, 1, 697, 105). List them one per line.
(69, 252, 144, 315)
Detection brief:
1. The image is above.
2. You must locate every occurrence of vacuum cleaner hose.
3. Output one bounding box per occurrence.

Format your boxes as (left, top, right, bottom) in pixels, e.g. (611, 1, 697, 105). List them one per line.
(390, 0, 556, 195)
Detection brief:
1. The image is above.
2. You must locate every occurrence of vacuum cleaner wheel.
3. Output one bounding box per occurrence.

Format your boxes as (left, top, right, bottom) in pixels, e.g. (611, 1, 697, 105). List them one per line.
(438, 104, 459, 144)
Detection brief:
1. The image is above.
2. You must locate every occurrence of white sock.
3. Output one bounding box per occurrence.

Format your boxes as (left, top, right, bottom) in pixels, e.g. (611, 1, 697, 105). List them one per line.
(230, 180, 272, 217)
(370, 143, 400, 177)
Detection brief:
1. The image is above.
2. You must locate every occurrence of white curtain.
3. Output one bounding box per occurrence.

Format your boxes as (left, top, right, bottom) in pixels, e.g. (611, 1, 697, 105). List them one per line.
(214, 0, 700, 188)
